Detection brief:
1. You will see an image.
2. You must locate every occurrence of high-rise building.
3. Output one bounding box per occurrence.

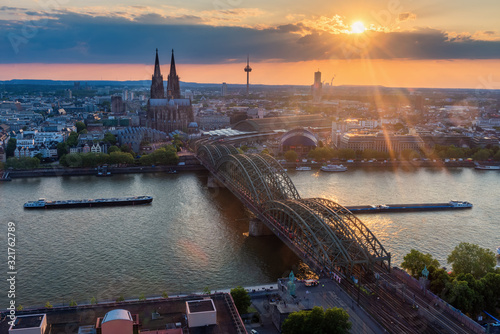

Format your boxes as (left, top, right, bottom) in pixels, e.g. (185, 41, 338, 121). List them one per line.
(221, 82, 227, 96)
(111, 95, 125, 114)
(147, 49, 193, 133)
(312, 70, 322, 102)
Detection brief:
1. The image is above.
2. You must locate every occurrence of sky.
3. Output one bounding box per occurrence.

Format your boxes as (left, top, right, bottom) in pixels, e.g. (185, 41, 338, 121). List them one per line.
(1, 0, 500, 88)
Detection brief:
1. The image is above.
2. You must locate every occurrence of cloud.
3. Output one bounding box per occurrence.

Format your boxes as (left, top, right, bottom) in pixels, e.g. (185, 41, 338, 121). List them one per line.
(0, 6, 27, 11)
(398, 12, 417, 22)
(0, 11, 499, 64)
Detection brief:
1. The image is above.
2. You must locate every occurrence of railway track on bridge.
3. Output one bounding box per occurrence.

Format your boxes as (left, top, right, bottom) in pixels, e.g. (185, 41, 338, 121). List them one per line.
(195, 143, 477, 334)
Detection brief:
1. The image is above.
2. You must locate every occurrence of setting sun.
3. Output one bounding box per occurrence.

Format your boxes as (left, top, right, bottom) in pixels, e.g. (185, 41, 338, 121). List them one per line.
(350, 21, 366, 33)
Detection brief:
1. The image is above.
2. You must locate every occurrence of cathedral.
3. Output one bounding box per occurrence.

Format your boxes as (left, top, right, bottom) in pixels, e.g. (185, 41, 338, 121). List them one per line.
(147, 49, 193, 133)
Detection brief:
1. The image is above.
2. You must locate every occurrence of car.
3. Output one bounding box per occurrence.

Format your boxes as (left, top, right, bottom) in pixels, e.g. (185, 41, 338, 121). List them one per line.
(250, 330, 259, 334)
(304, 279, 319, 287)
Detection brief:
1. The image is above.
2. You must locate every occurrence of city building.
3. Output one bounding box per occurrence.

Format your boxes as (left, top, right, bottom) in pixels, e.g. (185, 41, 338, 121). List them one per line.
(147, 49, 194, 133)
(2, 293, 244, 334)
(95, 309, 140, 334)
(233, 115, 326, 132)
(8, 313, 47, 334)
(340, 132, 425, 153)
(111, 96, 125, 114)
(221, 82, 228, 97)
(280, 127, 318, 156)
(312, 70, 322, 103)
(186, 299, 217, 328)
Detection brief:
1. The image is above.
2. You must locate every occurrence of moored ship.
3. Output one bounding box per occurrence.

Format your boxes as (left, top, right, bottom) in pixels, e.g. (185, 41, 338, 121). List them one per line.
(475, 165, 500, 170)
(24, 196, 153, 209)
(320, 164, 347, 172)
(346, 200, 472, 214)
(295, 166, 312, 171)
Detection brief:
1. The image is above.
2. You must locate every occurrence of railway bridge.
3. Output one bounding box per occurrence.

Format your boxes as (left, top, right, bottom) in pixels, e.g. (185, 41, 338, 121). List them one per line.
(197, 143, 391, 279)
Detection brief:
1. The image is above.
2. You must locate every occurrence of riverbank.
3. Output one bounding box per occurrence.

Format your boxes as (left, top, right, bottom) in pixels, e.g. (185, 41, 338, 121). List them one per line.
(4, 159, 498, 179)
(4, 164, 206, 179)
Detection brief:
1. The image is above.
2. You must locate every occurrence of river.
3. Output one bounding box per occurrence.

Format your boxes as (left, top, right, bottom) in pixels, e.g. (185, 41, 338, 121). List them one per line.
(0, 166, 498, 307)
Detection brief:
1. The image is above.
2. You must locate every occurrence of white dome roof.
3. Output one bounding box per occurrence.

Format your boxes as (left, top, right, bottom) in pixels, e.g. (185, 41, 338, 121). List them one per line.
(102, 309, 133, 323)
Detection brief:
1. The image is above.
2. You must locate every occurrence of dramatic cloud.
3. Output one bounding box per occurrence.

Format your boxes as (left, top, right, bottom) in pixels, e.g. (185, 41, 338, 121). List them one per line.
(1, 11, 499, 64)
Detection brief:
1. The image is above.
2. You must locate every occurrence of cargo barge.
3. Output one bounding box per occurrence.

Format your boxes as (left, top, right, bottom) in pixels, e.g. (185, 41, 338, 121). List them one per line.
(346, 200, 472, 214)
(24, 196, 153, 209)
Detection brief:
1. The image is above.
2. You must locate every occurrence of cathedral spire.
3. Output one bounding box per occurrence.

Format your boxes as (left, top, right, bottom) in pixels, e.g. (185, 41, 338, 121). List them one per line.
(167, 49, 181, 99)
(154, 48, 161, 77)
(151, 48, 164, 99)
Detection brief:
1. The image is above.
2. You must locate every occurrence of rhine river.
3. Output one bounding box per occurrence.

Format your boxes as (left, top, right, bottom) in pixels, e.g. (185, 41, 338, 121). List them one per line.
(0, 167, 498, 307)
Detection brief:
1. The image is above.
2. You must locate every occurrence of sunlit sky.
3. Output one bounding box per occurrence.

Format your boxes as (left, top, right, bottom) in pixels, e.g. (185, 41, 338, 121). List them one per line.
(1, 0, 500, 88)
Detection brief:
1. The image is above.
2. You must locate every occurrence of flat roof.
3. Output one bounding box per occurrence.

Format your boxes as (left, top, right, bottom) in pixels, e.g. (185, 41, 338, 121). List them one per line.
(11, 314, 45, 329)
(187, 299, 215, 313)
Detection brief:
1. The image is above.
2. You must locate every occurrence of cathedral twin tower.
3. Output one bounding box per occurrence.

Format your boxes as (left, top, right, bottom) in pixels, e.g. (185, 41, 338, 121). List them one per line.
(147, 49, 193, 133)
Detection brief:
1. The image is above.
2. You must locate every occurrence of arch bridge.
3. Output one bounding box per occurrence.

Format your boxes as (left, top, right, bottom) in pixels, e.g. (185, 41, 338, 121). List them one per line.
(197, 144, 391, 277)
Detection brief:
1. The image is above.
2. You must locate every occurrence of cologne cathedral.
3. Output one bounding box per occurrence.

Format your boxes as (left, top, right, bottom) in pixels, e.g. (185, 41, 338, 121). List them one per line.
(147, 49, 193, 133)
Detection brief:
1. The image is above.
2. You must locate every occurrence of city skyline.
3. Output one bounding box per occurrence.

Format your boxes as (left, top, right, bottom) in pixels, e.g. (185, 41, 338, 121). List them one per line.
(1, 0, 500, 88)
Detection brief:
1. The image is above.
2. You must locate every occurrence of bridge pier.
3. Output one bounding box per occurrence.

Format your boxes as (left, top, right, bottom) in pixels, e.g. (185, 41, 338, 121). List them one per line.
(207, 175, 226, 188)
(249, 218, 273, 237)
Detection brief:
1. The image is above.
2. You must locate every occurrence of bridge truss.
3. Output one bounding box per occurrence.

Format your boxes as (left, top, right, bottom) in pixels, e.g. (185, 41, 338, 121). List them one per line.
(197, 144, 391, 276)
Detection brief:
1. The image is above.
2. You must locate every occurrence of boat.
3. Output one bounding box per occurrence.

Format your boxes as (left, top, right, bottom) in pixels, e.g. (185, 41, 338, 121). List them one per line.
(475, 165, 500, 170)
(295, 166, 312, 171)
(346, 200, 473, 214)
(24, 196, 153, 209)
(320, 164, 347, 172)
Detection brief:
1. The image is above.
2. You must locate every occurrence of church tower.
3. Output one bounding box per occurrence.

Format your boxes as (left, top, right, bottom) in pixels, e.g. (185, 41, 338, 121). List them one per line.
(167, 49, 181, 99)
(151, 48, 164, 98)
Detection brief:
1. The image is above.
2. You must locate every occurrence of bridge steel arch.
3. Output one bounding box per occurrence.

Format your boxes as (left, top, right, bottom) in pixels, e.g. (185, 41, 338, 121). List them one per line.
(197, 144, 239, 167)
(261, 198, 390, 274)
(216, 153, 300, 207)
(196, 143, 391, 274)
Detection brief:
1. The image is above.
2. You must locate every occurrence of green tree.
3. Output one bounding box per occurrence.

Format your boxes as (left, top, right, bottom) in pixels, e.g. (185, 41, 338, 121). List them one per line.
(66, 131, 79, 147)
(401, 249, 440, 278)
(104, 132, 117, 145)
(45, 301, 53, 308)
(230, 286, 251, 314)
(90, 296, 97, 305)
(69, 299, 77, 307)
(162, 291, 169, 299)
(447, 242, 496, 278)
(76, 121, 86, 133)
(445, 280, 476, 315)
(284, 150, 298, 162)
(6, 138, 17, 157)
(16, 305, 24, 311)
(108, 145, 120, 153)
(493, 150, 500, 161)
(5, 157, 40, 169)
(57, 142, 68, 157)
(281, 306, 351, 334)
(429, 268, 450, 295)
(337, 148, 356, 160)
(139, 293, 146, 301)
(116, 295, 125, 303)
(472, 149, 491, 161)
(203, 286, 211, 295)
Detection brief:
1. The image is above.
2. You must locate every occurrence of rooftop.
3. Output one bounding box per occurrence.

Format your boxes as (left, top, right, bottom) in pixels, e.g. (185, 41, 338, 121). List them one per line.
(187, 299, 216, 313)
(11, 314, 45, 329)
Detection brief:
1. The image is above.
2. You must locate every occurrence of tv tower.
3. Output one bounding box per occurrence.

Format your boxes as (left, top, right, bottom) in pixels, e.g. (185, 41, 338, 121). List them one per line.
(244, 55, 252, 95)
